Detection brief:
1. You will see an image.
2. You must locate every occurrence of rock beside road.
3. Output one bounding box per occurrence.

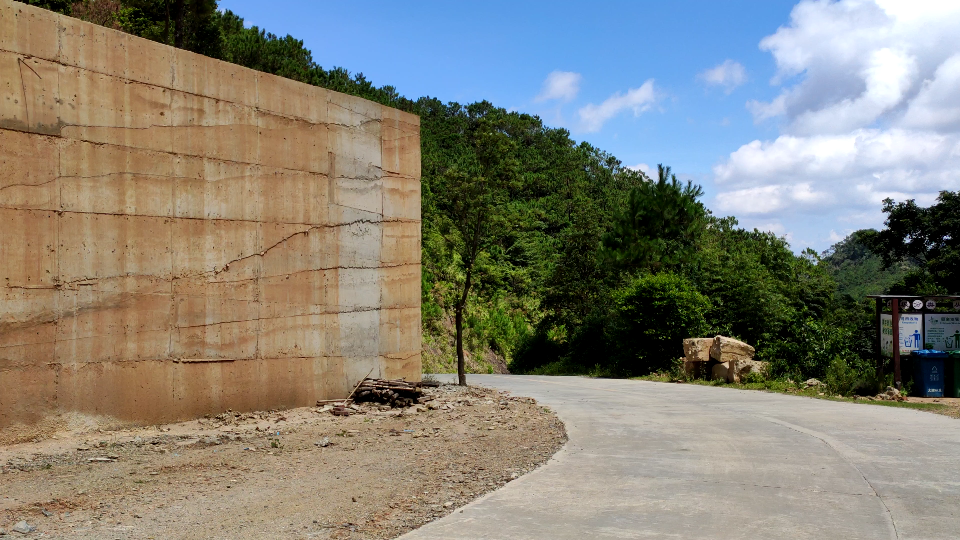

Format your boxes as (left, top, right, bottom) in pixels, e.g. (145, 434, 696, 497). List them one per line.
(712, 362, 730, 381)
(683, 338, 713, 362)
(710, 336, 756, 363)
(727, 359, 767, 384)
(683, 335, 762, 383)
(877, 386, 904, 401)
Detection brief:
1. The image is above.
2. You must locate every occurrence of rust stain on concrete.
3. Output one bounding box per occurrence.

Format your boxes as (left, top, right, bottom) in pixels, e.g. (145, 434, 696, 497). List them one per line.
(0, 0, 421, 432)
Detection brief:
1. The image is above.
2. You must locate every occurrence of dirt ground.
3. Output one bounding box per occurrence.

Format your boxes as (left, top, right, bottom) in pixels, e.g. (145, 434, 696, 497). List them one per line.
(903, 396, 960, 418)
(0, 384, 566, 539)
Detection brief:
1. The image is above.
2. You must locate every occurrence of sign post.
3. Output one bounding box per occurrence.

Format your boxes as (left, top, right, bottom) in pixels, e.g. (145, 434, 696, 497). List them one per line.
(875, 298, 882, 379)
(869, 295, 960, 392)
(925, 314, 960, 350)
(893, 300, 901, 388)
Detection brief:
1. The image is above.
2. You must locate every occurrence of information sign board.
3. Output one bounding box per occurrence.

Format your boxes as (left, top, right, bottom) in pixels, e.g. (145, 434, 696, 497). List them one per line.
(925, 314, 960, 351)
(881, 313, 923, 356)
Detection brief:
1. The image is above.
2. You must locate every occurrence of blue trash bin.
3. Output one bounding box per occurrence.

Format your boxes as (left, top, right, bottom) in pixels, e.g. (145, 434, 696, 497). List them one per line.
(911, 350, 947, 397)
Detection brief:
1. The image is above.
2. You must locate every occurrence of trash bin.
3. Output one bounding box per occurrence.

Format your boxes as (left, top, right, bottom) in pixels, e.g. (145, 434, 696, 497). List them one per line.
(911, 350, 946, 397)
(947, 351, 960, 398)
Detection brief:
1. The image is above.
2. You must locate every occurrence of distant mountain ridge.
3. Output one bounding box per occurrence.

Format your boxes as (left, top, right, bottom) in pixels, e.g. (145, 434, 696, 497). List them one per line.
(821, 230, 914, 300)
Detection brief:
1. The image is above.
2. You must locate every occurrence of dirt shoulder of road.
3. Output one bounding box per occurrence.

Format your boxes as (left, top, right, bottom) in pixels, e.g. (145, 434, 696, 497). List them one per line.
(636, 374, 960, 418)
(0, 383, 567, 539)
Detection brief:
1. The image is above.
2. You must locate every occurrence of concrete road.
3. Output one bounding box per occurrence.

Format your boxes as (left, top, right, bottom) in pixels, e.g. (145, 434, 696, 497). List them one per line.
(401, 375, 960, 540)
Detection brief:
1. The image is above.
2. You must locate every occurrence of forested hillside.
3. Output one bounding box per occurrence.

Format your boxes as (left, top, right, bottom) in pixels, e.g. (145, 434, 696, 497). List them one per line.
(21, 0, 958, 389)
(821, 230, 914, 300)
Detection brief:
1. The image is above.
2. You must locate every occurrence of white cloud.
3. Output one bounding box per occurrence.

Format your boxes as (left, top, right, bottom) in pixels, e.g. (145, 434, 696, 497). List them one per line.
(712, 0, 960, 249)
(757, 222, 787, 235)
(737, 219, 792, 241)
(714, 128, 960, 221)
(749, 0, 960, 131)
(577, 80, 656, 132)
(790, 47, 917, 135)
(699, 60, 747, 92)
(827, 230, 847, 243)
(627, 163, 654, 178)
(902, 53, 960, 131)
(746, 94, 787, 122)
(714, 183, 828, 216)
(534, 71, 582, 103)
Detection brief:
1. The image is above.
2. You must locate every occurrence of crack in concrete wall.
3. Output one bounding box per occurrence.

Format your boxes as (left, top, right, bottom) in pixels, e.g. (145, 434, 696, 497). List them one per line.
(0, 0, 422, 431)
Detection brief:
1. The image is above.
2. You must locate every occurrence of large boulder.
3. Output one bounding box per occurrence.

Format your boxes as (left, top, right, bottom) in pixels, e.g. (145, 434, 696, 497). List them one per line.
(727, 359, 767, 383)
(711, 362, 730, 381)
(710, 336, 755, 363)
(683, 338, 714, 362)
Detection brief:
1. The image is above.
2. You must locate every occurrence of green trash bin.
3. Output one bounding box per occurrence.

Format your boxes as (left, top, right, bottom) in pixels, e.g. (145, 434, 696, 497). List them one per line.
(948, 351, 960, 398)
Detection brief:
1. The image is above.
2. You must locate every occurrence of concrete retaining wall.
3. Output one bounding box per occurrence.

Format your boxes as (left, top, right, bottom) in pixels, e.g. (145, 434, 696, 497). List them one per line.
(0, 0, 421, 431)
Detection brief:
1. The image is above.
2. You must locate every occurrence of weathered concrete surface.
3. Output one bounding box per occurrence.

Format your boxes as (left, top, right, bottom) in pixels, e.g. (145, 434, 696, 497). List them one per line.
(0, 0, 421, 431)
(405, 375, 960, 540)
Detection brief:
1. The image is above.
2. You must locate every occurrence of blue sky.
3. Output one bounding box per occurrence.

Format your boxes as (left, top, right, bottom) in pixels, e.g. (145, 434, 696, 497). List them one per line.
(221, 0, 960, 253)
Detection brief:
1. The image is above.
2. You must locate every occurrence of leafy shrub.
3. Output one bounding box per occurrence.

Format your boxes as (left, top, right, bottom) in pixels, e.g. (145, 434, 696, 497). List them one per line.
(850, 369, 892, 396)
(510, 324, 566, 373)
(605, 272, 710, 375)
(741, 370, 766, 385)
(466, 297, 532, 359)
(825, 356, 861, 396)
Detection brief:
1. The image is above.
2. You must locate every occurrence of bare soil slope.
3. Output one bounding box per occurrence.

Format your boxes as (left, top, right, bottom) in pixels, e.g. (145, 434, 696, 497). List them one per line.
(0, 384, 566, 539)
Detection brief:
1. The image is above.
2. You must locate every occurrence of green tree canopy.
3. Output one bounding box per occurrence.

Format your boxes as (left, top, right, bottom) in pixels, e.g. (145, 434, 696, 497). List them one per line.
(601, 164, 706, 274)
(821, 229, 915, 299)
(864, 191, 960, 294)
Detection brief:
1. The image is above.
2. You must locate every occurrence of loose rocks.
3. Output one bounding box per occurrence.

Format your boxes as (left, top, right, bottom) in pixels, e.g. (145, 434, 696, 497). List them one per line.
(877, 386, 904, 401)
(11, 521, 35, 534)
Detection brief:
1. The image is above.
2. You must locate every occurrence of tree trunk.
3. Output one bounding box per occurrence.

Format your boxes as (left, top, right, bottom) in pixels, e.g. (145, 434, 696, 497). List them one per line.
(455, 264, 474, 387)
(164, 0, 171, 45)
(455, 303, 466, 386)
(173, 0, 185, 48)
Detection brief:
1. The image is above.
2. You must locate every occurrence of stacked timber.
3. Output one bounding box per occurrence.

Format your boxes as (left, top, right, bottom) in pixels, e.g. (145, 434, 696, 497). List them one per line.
(353, 378, 424, 408)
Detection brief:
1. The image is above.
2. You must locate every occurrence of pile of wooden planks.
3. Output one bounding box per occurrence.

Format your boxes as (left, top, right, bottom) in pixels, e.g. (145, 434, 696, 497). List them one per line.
(353, 378, 424, 408)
